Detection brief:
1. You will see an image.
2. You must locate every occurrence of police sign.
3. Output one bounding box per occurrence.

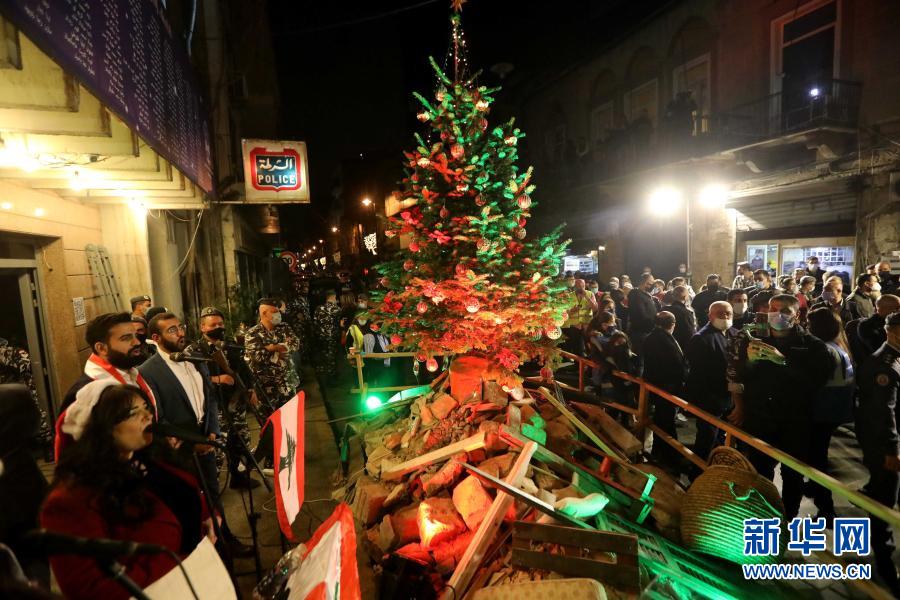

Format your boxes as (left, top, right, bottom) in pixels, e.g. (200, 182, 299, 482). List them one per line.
(242, 139, 310, 203)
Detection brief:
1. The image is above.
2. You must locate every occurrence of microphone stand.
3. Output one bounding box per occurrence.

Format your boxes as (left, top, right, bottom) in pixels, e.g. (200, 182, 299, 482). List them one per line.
(97, 557, 152, 600)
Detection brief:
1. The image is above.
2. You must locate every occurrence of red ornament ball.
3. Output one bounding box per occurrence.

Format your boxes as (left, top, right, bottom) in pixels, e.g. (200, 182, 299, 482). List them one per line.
(409, 241, 420, 252)
(475, 195, 486, 206)
(416, 157, 431, 168)
(439, 207, 449, 219)
(450, 144, 465, 159)
(517, 194, 532, 209)
(479, 118, 489, 131)
(416, 301, 428, 314)
(455, 262, 468, 276)
(476, 238, 490, 252)
(403, 259, 414, 271)
(369, 323, 379, 332)
(540, 366, 554, 380)
(390, 334, 402, 345)
(426, 357, 439, 372)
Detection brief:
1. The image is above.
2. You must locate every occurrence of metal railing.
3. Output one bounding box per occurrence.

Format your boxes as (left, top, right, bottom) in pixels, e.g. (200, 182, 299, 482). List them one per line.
(713, 78, 862, 143)
(347, 347, 899, 528)
(555, 350, 900, 530)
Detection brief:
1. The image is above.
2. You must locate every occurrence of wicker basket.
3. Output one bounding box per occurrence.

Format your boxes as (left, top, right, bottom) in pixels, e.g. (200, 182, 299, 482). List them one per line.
(680, 446, 786, 564)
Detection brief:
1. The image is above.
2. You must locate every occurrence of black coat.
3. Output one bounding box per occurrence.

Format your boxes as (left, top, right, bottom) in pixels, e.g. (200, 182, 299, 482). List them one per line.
(685, 324, 731, 413)
(627, 288, 659, 337)
(856, 343, 900, 461)
(858, 314, 887, 357)
(642, 328, 687, 394)
(138, 353, 220, 436)
(692, 288, 728, 327)
(668, 301, 697, 351)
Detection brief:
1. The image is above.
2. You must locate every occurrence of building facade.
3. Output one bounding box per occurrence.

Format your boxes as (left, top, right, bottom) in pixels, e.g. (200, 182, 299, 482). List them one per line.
(515, 0, 899, 285)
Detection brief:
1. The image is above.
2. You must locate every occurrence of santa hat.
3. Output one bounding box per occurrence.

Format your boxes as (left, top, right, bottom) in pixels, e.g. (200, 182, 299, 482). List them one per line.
(61, 379, 118, 441)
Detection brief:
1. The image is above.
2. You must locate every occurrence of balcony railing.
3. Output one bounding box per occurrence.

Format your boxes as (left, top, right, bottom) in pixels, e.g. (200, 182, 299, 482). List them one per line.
(712, 78, 862, 144)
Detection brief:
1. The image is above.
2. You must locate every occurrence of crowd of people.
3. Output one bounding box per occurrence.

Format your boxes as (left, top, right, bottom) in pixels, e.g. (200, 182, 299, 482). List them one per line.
(561, 257, 900, 593)
(0, 276, 368, 599)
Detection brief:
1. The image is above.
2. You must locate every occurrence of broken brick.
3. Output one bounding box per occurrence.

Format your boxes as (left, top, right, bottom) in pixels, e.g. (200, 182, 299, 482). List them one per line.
(395, 543, 432, 566)
(452, 475, 493, 530)
(483, 381, 509, 408)
(422, 453, 466, 495)
(430, 393, 459, 420)
(417, 496, 467, 548)
(353, 477, 390, 526)
(391, 503, 421, 545)
(478, 452, 516, 478)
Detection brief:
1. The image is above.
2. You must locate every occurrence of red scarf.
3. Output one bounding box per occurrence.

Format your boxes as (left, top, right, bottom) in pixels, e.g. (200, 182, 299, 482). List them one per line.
(84, 354, 157, 417)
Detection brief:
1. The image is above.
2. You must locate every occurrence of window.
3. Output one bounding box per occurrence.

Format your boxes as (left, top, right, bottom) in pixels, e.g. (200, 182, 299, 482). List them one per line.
(545, 124, 566, 163)
(624, 79, 658, 126)
(590, 101, 614, 146)
(772, 0, 839, 92)
(673, 54, 710, 134)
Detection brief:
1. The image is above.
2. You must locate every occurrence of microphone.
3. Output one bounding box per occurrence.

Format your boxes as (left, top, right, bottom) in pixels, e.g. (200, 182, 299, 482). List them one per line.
(151, 422, 226, 448)
(22, 529, 166, 559)
(169, 352, 214, 364)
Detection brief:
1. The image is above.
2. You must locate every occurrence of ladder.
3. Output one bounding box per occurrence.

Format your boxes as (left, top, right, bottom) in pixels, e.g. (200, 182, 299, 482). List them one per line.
(85, 244, 123, 313)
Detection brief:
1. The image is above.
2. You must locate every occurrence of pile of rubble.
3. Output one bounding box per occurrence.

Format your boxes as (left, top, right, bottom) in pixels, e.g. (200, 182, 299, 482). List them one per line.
(343, 357, 688, 598)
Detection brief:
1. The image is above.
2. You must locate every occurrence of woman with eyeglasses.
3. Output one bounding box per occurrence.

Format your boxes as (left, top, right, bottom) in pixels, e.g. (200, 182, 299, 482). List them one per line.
(40, 382, 213, 599)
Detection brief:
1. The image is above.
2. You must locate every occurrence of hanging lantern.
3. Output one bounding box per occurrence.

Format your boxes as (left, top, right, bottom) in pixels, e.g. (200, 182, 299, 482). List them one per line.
(416, 301, 428, 314)
(403, 259, 415, 271)
(417, 111, 432, 122)
(416, 157, 431, 168)
(504, 135, 518, 146)
(426, 357, 439, 372)
(517, 194, 532, 209)
(465, 298, 480, 313)
(412, 360, 420, 377)
(390, 334, 402, 345)
(475, 99, 489, 111)
(450, 144, 465, 159)
(545, 326, 562, 340)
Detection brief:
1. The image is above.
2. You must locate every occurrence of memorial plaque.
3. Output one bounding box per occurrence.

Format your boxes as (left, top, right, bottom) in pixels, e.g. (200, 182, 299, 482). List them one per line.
(0, 0, 214, 194)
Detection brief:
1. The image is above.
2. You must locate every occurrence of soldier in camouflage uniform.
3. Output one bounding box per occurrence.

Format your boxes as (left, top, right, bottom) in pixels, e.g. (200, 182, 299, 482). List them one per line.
(0, 337, 51, 451)
(244, 298, 301, 409)
(285, 279, 312, 362)
(198, 307, 260, 490)
(313, 289, 342, 377)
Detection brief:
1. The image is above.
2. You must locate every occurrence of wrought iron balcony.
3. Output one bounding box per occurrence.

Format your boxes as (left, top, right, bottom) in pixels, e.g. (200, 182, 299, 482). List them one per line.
(712, 78, 862, 145)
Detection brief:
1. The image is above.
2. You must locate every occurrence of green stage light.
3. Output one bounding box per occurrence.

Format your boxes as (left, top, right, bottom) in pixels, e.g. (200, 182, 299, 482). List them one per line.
(365, 395, 383, 411)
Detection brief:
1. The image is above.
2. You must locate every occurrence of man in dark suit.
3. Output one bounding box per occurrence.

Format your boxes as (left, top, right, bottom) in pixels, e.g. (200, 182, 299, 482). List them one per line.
(668, 285, 696, 351)
(627, 273, 661, 354)
(692, 274, 728, 328)
(140, 312, 252, 558)
(642, 311, 688, 469)
(686, 301, 735, 461)
(858, 295, 900, 358)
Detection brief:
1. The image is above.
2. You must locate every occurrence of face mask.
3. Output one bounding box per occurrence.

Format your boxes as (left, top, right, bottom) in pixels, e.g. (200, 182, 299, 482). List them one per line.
(708, 283, 719, 292)
(872, 282, 882, 292)
(712, 317, 733, 331)
(590, 288, 598, 294)
(609, 282, 619, 290)
(755, 281, 766, 290)
(679, 267, 687, 273)
(271, 312, 283, 326)
(731, 302, 746, 315)
(880, 271, 891, 280)
(567, 281, 575, 288)
(650, 286, 661, 295)
(358, 319, 367, 326)
(357, 302, 368, 309)
(207, 327, 226, 341)
(808, 265, 818, 272)
(767, 311, 793, 331)
(136, 333, 147, 344)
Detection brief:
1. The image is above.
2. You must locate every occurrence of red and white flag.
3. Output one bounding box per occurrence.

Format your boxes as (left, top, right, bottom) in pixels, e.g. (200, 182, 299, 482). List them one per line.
(286, 503, 360, 600)
(266, 391, 305, 539)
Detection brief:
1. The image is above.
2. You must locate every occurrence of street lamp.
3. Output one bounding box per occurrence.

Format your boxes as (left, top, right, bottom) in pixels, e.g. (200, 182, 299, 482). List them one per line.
(647, 186, 682, 217)
(699, 183, 729, 208)
(331, 226, 338, 233)
(361, 197, 372, 206)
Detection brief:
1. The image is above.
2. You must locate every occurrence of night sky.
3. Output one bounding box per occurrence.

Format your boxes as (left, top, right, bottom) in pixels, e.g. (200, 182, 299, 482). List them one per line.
(267, 0, 664, 244)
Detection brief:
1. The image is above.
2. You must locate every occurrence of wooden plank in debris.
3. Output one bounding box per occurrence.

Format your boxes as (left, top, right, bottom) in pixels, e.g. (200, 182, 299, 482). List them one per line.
(380, 432, 487, 482)
(537, 387, 623, 459)
(571, 401, 643, 457)
(443, 441, 537, 600)
(511, 521, 639, 593)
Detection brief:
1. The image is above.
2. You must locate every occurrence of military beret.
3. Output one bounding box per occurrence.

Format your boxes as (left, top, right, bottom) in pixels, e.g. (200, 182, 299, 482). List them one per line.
(258, 297, 279, 308)
(200, 306, 224, 318)
(145, 306, 169, 321)
(130, 295, 151, 305)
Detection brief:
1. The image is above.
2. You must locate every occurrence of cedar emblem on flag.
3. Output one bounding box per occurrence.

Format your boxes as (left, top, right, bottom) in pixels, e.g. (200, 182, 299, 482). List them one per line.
(286, 503, 360, 600)
(266, 391, 305, 539)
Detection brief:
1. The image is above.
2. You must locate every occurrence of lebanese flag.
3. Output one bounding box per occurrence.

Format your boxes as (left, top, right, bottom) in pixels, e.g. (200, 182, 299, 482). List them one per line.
(286, 503, 360, 600)
(266, 391, 305, 540)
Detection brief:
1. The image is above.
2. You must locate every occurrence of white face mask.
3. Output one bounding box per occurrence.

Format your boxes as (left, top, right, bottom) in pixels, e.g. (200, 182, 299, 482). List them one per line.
(609, 282, 619, 289)
(872, 282, 882, 292)
(712, 317, 733, 331)
(270, 312, 282, 326)
(731, 302, 747, 315)
(358, 319, 367, 326)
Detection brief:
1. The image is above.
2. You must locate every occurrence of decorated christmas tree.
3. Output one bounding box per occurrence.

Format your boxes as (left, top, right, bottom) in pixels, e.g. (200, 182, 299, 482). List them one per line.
(368, 8, 571, 388)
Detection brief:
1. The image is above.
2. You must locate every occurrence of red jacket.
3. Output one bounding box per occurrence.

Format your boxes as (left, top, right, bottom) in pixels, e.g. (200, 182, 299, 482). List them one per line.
(40, 462, 210, 600)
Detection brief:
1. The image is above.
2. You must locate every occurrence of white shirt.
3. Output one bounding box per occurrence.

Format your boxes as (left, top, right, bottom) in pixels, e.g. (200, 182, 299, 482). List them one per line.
(158, 349, 206, 424)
